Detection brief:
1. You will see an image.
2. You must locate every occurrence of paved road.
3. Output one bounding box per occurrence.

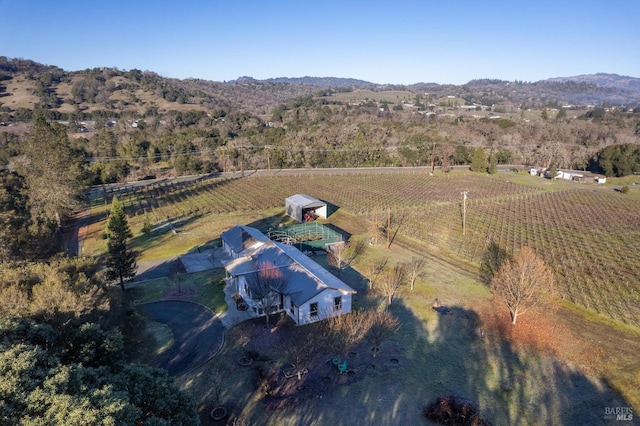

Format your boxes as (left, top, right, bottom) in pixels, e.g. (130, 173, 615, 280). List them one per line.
(138, 300, 224, 376)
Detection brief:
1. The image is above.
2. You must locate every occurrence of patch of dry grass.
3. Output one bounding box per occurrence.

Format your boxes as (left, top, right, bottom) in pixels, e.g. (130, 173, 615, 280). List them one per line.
(1, 77, 39, 109)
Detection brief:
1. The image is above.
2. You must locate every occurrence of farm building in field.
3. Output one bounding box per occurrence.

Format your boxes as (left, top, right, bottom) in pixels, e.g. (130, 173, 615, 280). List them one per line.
(542, 168, 607, 184)
(285, 194, 328, 222)
(221, 225, 355, 325)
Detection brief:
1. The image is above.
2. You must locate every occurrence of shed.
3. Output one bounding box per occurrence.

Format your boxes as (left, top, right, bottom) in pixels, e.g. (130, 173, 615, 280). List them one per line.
(285, 194, 327, 222)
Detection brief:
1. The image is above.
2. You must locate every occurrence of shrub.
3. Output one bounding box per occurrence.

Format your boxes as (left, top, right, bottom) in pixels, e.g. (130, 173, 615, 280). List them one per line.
(423, 394, 491, 426)
(141, 215, 152, 234)
(621, 185, 630, 194)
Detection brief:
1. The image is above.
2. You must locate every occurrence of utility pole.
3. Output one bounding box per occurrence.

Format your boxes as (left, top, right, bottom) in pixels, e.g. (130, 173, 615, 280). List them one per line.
(461, 191, 468, 236)
(386, 207, 391, 248)
(430, 141, 436, 174)
(266, 145, 271, 173)
(240, 145, 245, 177)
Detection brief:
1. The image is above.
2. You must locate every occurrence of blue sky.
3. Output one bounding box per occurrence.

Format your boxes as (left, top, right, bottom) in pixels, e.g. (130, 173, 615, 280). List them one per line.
(1, 0, 638, 84)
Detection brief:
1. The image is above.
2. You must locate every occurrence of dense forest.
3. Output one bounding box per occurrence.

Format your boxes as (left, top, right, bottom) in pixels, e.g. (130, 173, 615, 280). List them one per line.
(0, 116, 198, 423)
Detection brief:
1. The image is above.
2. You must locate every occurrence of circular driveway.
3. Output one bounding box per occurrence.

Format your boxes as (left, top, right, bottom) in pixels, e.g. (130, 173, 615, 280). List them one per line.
(138, 300, 224, 376)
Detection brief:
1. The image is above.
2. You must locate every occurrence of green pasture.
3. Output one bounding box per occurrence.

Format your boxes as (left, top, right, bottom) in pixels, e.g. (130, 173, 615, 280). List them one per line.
(126, 269, 227, 314)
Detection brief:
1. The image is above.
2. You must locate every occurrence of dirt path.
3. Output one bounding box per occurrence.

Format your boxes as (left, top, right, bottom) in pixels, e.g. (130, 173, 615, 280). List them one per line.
(62, 207, 92, 256)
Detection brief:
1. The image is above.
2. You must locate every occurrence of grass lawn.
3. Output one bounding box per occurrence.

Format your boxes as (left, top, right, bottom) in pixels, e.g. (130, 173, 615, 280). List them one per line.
(126, 269, 227, 315)
(173, 236, 627, 425)
(129, 208, 291, 262)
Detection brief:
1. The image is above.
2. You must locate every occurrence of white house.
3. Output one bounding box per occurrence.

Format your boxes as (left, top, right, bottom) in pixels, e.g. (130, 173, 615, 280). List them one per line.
(221, 225, 355, 325)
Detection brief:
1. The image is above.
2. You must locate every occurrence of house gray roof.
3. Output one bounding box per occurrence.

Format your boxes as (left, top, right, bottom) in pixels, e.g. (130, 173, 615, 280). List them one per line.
(222, 226, 355, 305)
(223, 241, 293, 277)
(275, 241, 355, 295)
(220, 225, 270, 255)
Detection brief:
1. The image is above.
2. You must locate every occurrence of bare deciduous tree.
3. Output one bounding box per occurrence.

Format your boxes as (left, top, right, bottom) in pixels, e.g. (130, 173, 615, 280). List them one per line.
(322, 310, 370, 359)
(366, 257, 388, 290)
(250, 261, 285, 328)
(378, 263, 406, 306)
(384, 208, 407, 249)
(327, 241, 348, 270)
(490, 246, 555, 325)
(369, 209, 385, 245)
(281, 324, 321, 380)
(405, 256, 426, 290)
(206, 361, 231, 406)
(328, 238, 367, 272)
(366, 308, 400, 358)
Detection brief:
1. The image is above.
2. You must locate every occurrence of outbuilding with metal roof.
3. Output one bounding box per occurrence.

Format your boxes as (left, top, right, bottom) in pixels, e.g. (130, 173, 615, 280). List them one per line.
(285, 194, 327, 222)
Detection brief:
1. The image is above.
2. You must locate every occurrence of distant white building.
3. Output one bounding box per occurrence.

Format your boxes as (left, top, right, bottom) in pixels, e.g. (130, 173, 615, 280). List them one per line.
(542, 168, 607, 184)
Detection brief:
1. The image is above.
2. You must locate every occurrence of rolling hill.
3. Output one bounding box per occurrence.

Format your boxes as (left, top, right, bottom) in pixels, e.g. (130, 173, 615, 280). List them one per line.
(2, 56, 639, 124)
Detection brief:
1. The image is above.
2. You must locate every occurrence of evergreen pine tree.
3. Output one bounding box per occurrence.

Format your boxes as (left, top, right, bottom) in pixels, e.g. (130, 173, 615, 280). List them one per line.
(470, 147, 488, 172)
(18, 115, 85, 227)
(105, 196, 136, 291)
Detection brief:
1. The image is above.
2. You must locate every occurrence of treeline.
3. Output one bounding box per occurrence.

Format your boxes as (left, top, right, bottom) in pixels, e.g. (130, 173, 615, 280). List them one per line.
(0, 116, 198, 423)
(592, 143, 640, 177)
(2, 105, 221, 126)
(2, 58, 640, 182)
(5, 99, 640, 183)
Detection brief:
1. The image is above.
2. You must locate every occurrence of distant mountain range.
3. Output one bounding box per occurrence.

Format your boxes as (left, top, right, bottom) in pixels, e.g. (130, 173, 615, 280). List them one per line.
(1, 56, 639, 119)
(247, 73, 640, 106)
(544, 73, 640, 91)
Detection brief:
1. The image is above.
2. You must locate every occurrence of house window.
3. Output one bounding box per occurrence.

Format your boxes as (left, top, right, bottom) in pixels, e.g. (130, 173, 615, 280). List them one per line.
(310, 302, 318, 317)
(334, 296, 342, 311)
(290, 299, 295, 315)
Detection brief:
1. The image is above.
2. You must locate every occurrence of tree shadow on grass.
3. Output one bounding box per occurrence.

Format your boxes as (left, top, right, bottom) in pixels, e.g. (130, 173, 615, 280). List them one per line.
(243, 300, 631, 426)
(129, 256, 185, 283)
(320, 199, 340, 218)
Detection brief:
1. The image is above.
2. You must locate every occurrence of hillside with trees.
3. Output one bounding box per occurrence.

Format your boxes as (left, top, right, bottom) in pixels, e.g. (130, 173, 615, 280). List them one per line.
(1, 57, 640, 183)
